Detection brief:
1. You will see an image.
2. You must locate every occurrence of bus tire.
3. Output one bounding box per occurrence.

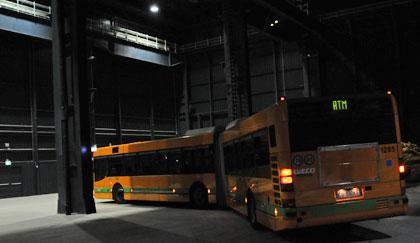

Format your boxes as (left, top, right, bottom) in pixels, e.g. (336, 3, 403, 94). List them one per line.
(112, 184, 126, 204)
(190, 183, 209, 209)
(247, 192, 261, 230)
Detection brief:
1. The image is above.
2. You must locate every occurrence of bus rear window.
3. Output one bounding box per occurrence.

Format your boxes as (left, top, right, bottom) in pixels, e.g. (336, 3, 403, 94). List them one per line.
(288, 96, 397, 152)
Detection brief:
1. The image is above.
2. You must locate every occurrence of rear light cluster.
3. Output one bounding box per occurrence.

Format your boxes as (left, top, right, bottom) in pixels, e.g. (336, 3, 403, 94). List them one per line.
(399, 161, 407, 180)
(279, 168, 294, 192)
(399, 164, 406, 174)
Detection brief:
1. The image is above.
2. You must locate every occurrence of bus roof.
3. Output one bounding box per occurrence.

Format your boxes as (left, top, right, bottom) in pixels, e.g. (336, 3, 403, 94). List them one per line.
(93, 132, 214, 157)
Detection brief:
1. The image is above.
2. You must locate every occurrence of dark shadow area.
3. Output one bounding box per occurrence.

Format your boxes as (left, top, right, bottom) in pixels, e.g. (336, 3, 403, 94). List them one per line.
(406, 183, 420, 216)
(279, 223, 391, 243)
(406, 181, 420, 188)
(0, 204, 400, 243)
(409, 208, 420, 216)
(0, 211, 206, 243)
(76, 217, 198, 243)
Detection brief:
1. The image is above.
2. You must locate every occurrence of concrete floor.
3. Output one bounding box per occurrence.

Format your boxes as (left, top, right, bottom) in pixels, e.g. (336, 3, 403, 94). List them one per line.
(1, 185, 420, 243)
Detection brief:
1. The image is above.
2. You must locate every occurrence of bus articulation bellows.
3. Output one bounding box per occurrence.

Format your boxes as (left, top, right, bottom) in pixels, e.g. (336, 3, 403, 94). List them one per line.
(93, 93, 408, 231)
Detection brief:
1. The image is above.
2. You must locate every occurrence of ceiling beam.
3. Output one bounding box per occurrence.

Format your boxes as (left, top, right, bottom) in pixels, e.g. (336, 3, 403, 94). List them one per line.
(251, 0, 377, 90)
(90, 0, 186, 33)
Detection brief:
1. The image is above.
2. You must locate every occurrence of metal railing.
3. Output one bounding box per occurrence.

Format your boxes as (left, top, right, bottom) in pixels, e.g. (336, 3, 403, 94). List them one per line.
(0, 0, 50, 19)
(178, 27, 260, 53)
(87, 18, 176, 53)
(0, 0, 176, 53)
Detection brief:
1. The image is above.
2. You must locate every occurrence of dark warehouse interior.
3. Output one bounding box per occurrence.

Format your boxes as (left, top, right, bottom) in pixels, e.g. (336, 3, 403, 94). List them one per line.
(0, 0, 418, 199)
(0, 0, 420, 242)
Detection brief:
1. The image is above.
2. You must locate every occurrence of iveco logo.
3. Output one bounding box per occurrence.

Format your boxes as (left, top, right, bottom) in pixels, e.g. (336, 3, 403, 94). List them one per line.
(339, 162, 351, 166)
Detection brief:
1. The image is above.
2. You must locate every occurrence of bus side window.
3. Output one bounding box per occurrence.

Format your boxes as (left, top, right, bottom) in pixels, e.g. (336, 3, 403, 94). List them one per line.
(141, 153, 152, 175)
(203, 146, 213, 173)
(158, 152, 169, 174)
(241, 135, 254, 170)
(195, 147, 212, 173)
(134, 153, 142, 175)
(233, 140, 241, 172)
(166, 149, 182, 174)
(109, 156, 123, 176)
(124, 154, 136, 176)
(150, 152, 166, 175)
(182, 149, 194, 174)
(94, 157, 108, 181)
(254, 130, 270, 167)
(223, 142, 234, 174)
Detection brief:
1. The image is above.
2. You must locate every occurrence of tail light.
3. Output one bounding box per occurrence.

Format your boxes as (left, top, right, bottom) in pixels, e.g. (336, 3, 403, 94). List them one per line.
(278, 168, 295, 208)
(281, 176, 293, 184)
(399, 162, 407, 180)
(279, 168, 294, 192)
(399, 165, 406, 174)
(280, 168, 292, 177)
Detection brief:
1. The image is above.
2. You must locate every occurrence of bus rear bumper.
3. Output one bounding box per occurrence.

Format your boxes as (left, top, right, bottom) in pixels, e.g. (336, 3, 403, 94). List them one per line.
(269, 195, 408, 231)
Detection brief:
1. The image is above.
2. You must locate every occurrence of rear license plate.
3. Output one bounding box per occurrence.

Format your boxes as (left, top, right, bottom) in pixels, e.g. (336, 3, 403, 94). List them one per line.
(335, 187, 363, 201)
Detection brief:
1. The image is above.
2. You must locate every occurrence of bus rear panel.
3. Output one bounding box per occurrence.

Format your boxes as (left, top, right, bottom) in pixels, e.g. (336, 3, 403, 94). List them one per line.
(285, 95, 407, 228)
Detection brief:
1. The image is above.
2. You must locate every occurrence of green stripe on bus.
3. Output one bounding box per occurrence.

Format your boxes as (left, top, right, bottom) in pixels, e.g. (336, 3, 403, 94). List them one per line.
(95, 188, 111, 193)
(255, 201, 293, 217)
(300, 195, 406, 218)
(131, 188, 189, 194)
(256, 201, 279, 216)
(255, 195, 406, 218)
(96, 186, 215, 195)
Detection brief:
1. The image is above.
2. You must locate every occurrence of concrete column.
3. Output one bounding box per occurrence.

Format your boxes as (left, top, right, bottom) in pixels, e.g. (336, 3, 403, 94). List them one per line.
(52, 0, 96, 215)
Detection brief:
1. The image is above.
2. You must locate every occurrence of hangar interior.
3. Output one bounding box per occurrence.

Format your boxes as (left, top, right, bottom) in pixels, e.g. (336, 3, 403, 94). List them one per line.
(0, 0, 419, 201)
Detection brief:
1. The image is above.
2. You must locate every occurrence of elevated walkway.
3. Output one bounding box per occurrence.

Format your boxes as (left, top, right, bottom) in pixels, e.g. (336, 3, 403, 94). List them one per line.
(0, 0, 176, 66)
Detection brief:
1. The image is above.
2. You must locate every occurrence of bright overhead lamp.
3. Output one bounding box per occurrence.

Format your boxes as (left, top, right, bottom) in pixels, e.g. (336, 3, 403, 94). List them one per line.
(150, 4, 159, 13)
(274, 20, 279, 24)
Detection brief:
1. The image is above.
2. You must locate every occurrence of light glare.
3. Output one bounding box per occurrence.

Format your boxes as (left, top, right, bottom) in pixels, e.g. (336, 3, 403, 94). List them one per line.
(280, 168, 292, 177)
(150, 5, 159, 13)
(399, 165, 406, 173)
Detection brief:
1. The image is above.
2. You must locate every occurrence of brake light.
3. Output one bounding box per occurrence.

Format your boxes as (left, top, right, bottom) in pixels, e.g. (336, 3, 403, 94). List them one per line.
(280, 168, 292, 177)
(281, 176, 293, 184)
(399, 165, 406, 174)
(279, 167, 294, 192)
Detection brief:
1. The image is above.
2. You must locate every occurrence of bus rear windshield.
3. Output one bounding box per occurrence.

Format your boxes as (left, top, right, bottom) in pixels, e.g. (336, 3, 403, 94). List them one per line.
(288, 96, 397, 152)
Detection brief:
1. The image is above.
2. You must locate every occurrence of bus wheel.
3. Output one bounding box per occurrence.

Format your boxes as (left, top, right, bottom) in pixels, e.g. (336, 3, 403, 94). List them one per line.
(112, 184, 126, 204)
(247, 194, 260, 229)
(190, 183, 208, 209)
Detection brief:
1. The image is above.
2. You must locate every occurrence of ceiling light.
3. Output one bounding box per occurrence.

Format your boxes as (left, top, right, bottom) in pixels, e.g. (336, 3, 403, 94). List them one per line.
(150, 4, 159, 13)
(270, 23, 274, 27)
(274, 20, 279, 24)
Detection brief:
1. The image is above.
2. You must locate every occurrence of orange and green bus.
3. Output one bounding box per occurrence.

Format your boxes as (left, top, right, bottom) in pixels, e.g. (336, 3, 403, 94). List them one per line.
(93, 93, 407, 231)
(223, 93, 408, 230)
(93, 128, 220, 208)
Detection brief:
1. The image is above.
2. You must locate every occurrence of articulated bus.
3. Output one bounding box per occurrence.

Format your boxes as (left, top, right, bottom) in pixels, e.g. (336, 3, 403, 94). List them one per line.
(93, 128, 219, 208)
(93, 93, 407, 231)
(224, 93, 407, 230)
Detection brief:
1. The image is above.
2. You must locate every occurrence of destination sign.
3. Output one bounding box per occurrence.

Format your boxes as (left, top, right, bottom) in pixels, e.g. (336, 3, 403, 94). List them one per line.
(332, 100, 348, 111)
